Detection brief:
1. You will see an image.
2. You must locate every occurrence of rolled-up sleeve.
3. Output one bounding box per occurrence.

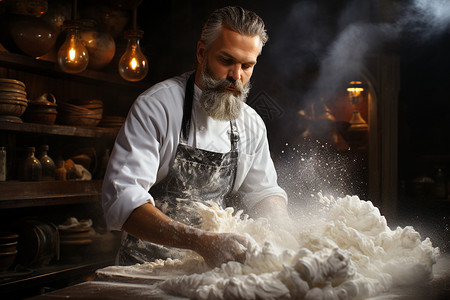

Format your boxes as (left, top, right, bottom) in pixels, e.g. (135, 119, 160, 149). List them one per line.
(102, 78, 185, 230)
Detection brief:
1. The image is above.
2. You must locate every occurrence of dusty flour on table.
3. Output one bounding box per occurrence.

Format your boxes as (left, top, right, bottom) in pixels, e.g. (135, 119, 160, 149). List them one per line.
(106, 194, 440, 300)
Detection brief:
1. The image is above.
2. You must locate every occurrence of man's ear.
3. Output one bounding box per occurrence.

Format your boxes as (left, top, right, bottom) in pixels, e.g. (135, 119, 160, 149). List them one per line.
(196, 41, 206, 64)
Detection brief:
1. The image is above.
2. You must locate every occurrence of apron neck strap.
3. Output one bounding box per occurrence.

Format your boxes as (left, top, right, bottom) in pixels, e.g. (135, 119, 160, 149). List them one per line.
(181, 72, 195, 141)
(230, 120, 239, 151)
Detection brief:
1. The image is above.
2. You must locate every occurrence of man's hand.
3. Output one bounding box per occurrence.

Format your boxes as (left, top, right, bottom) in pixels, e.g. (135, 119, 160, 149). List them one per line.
(123, 203, 251, 268)
(194, 232, 250, 268)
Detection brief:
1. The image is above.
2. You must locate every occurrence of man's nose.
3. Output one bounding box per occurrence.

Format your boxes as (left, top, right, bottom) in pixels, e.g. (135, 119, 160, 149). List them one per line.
(227, 65, 242, 82)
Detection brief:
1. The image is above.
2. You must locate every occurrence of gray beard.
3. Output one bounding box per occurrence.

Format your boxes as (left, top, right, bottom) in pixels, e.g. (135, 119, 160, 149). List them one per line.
(199, 65, 251, 121)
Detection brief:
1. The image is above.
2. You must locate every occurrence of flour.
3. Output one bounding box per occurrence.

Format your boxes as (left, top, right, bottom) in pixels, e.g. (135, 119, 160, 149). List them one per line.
(100, 194, 440, 300)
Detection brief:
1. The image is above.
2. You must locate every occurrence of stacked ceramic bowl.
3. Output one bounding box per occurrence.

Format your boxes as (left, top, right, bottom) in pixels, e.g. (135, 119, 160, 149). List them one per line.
(75, 99, 103, 115)
(98, 115, 126, 129)
(58, 100, 103, 127)
(0, 232, 19, 271)
(59, 226, 92, 262)
(0, 78, 28, 123)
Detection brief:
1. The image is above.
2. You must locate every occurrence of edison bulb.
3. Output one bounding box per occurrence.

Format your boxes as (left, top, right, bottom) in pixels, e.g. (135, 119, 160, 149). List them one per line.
(57, 25, 89, 73)
(119, 30, 148, 82)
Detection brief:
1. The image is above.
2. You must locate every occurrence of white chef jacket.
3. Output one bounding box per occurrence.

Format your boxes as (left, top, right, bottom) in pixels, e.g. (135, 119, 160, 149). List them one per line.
(102, 71, 287, 230)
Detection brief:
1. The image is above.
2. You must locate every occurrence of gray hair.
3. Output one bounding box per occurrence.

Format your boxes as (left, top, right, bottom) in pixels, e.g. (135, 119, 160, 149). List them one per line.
(200, 6, 268, 54)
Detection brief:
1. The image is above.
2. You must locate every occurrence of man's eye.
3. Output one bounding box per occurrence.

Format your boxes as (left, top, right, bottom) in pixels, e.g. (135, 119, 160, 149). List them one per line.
(242, 64, 251, 70)
(220, 57, 233, 64)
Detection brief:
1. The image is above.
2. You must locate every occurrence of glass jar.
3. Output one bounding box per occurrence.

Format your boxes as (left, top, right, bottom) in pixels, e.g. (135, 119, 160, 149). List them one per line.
(38, 145, 55, 180)
(21, 147, 42, 181)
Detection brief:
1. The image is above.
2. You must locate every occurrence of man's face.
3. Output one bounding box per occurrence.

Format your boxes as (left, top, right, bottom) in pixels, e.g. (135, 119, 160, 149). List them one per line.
(196, 27, 261, 121)
(198, 27, 261, 86)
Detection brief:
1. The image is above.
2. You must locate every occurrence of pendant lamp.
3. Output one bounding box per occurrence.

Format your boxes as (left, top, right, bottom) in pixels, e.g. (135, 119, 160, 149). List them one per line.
(118, 1, 148, 82)
(56, 0, 89, 74)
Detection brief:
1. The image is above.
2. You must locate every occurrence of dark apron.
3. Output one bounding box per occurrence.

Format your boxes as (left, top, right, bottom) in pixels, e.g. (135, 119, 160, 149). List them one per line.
(117, 73, 239, 265)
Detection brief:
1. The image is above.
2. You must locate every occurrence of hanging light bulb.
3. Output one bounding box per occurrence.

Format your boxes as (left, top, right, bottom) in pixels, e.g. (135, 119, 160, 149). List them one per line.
(56, 0, 88, 73)
(118, 29, 148, 81)
(57, 21, 89, 73)
(118, 1, 148, 82)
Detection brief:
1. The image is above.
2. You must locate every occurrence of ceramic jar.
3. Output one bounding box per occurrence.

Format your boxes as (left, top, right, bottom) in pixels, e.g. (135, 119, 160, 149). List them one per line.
(23, 93, 58, 125)
(80, 26, 116, 70)
(2, 15, 57, 58)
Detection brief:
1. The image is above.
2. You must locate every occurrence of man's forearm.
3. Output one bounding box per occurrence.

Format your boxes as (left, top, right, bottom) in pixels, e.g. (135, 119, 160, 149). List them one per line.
(121, 202, 249, 267)
(122, 202, 204, 251)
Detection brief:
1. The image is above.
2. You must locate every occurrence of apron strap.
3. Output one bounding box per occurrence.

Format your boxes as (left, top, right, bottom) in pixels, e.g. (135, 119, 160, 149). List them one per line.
(230, 120, 239, 151)
(181, 72, 195, 142)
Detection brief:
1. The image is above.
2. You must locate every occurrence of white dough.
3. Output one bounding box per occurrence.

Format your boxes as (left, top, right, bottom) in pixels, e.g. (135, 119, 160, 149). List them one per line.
(101, 194, 440, 300)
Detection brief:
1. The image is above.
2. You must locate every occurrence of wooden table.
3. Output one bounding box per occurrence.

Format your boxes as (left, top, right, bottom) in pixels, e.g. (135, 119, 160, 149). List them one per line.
(28, 281, 188, 299)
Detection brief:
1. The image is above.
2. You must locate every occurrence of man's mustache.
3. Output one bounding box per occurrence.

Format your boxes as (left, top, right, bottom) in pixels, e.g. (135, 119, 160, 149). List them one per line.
(214, 78, 244, 96)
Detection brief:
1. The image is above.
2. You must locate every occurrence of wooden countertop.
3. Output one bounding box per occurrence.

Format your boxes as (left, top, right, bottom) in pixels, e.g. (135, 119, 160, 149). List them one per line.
(28, 281, 188, 299)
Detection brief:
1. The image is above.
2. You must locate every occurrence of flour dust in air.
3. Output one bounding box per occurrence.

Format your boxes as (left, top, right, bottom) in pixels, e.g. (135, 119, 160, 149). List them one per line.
(103, 194, 440, 300)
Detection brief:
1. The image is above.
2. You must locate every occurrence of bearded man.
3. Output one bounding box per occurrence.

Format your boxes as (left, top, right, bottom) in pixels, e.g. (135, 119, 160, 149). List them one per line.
(102, 6, 289, 267)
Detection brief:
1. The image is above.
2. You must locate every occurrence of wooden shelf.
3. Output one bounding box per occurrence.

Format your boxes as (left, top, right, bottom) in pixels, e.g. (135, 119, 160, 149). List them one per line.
(0, 45, 123, 299)
(0, 180, 103, 209)
(0, 51, 149, 89)
(0, 121, 119, 138)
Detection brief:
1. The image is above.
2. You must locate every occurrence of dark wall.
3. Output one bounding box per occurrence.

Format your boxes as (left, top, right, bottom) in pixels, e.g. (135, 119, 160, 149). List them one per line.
(399, 31, 450, 183)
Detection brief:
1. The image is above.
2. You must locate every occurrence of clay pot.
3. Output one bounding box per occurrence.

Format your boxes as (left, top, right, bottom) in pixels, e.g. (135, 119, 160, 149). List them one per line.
(80, 29, 116, 70)
(2, 15, 57, 57)
(23, 93, 58, 125)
